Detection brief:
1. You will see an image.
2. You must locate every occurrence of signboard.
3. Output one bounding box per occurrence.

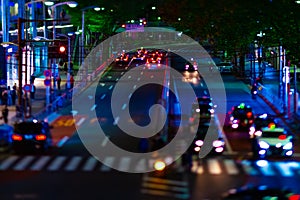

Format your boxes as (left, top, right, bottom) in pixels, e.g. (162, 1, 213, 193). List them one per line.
(23, 84, 31, 92)
(44, 70, 51, 77)
(44, 79, 51, 86)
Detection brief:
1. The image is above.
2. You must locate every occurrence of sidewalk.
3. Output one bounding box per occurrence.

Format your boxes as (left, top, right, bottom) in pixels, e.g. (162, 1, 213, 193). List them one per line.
(4, 73, 69, 126)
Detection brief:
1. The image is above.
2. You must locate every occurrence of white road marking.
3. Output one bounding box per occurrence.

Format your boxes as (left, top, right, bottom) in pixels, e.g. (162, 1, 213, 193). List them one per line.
(128, 93, 132, 99)
(137, 77, 141, 81)
(101, 136, 110, 147)
(90, 104, 97, 111)
(118, 157, 131, 172)
(128, 75, 131, 79)
(240, 160, 259, 175)
(224, 159, 239, 175)
(47, 156, 67, 171)
(203, 90, 207, 95)
(257, 162, 275, 176)
(0, 156, 19, 170)
(82, 157, 98, 171)
(135, 159, 146, 172)
(109, 85, 113, 90)
(121, 103, 127, 110)
(133, 85, 137, 89)
(275, 162, 299, 177)
(100, 157, 114, 171)
(76, 118, 86, 126)
(13, 156, 35, 171)
(30, 156, 51, 171)
(56, 136, 69, 148)
(64, 156, 82, 171)
(207, 159, 222, 174)
(113, 116, 120, 125)
(101, 94, 106, 99)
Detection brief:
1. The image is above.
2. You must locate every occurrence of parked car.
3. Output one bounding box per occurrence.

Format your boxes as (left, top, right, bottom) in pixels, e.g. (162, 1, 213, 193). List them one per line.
(0, 124, 13, 152)
(12, 120, 53, 153)
(216, 62, 233, 73)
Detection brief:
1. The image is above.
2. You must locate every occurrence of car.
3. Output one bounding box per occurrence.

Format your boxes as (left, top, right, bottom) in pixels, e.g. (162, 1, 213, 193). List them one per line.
(127, 57, 147, 67)
(216, 62, 233, 73)
(251, 124, 294, 159)
(249, 113, 278, 138)
(0, 124, 13, 152)
(189, 123, 225, 155)
(191, 96, 215, 125)
(228, 103, 254, 130)
(222, 185, 299, 200)
(11, 120, 53, 153)
(115, 52, 130, 66)
(185, 61, 198, 72)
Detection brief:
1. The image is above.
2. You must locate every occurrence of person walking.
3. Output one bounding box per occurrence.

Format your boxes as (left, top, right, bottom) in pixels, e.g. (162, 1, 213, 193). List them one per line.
(2, 105, 9, 124)
(57, 75, 61, 90)
(30, 84, 36, 99)
(11, 85, 17, 105)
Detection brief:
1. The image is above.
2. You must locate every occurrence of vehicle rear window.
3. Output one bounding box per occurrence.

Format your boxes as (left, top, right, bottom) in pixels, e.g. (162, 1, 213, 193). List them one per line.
(14, 122, 43, 134)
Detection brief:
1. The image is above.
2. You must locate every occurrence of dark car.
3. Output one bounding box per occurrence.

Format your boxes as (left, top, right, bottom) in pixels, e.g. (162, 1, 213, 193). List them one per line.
(191, 96, 215, 125)
(12, 120, 53, 153)
(222, 185, 299, 200)
(249, 113, 278, 138)
(0, 124, 13, 152)
(228, 103, 254, 130)
(189, 122, 225, 155)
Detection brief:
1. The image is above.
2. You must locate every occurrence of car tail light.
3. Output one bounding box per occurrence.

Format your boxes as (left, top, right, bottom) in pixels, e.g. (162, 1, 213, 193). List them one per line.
(246, 112, 253, 118)
(35, 134, 47, 141)
(12, 134, 23, 141)
(278, 134, 287, 140)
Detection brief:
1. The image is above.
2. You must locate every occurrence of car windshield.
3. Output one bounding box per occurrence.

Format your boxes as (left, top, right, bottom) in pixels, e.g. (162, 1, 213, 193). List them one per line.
(14, 122, 43, 134)
(261, 131, 286, 138)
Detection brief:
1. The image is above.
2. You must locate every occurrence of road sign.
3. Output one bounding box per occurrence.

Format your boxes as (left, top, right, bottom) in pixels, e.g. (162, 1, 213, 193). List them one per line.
(23, 84, 31, 92)
(44, 70, 51, 77)
(44, 79, 51, 86)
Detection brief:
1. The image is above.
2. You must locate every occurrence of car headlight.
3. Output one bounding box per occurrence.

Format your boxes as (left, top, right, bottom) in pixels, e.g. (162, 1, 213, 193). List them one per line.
(213, 140, 224, 147)
(210, 109, 215, 114)
(283, 142, 293, 150)
(195, 140, 204, 146)
(259, 141, 270, 149)
(254, 130, 262, 137)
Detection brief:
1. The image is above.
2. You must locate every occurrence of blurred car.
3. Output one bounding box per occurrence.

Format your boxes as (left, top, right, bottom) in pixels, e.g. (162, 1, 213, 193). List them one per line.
(0, 124, 13, 152)
(252, 124, 294, 159)
(115, 52, 130, 66)
(185, 61, 198, 72)
(249, 113, 278, 138)
(228, 103, 254, 130)
(189, 123, 225, 155)
(191, 96, 215, 125)
(12, 120, 53, 153)
(127, 57, 147, 67)
(217, 62, 233, 73)
(222, 185, 300, 200)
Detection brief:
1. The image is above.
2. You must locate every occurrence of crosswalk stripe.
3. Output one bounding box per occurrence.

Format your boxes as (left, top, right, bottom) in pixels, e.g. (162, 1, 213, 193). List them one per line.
(100, 156, 114, 171)
(30, 156, 51, 171)
(224, 159, 239, 175)
(13, 156, 35, 171)
(64, 156, 82, 171)
(134, 158, 146, 172)
(274, 162, 297, 177)
(257, 163, 275, 176)
(82, 157, 98, 171)
(207, 159, 221, 174)
(118, 157, 130, 172)
(0, 156, 19, 170)
(47, 156, 67, 171)
(240, 160, 259, 175)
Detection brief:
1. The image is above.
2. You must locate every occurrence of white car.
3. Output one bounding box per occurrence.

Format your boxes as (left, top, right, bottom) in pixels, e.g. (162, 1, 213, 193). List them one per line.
(216, 62, 233, 73)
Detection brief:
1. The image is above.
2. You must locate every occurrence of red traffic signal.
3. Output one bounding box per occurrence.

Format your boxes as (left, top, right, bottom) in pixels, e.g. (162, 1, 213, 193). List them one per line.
(59, 45, 66, 53)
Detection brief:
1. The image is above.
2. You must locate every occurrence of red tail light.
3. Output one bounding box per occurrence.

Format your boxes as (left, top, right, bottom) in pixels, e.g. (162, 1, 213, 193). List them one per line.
(12, 134, 23, 141)
(278, 134, 287, 140)
(246, 112, 253, 118)
(35, 134, 47, 141)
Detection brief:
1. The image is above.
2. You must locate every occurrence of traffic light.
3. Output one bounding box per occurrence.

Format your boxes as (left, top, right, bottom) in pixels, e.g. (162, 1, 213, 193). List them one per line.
(59, 45, 66, 54)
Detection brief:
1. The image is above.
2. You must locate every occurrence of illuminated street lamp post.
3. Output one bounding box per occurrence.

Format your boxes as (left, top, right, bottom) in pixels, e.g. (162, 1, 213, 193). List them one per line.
(81, 6, 100, 66)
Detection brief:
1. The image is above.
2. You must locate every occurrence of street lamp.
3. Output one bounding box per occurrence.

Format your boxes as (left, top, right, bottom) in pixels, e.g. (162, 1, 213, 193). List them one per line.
(81, 6, 100, 66)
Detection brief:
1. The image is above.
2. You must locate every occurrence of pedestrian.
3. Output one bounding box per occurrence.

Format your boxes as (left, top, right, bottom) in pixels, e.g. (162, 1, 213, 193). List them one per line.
(30, 84, 36, 99)
(57, 75, 61, 90)
(70, 75, 74, 88)
(7, 86, 12, 106)
(11, 85, 17, 105)
(2, 105, 9, 124)
(1, 89, 8, 106)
